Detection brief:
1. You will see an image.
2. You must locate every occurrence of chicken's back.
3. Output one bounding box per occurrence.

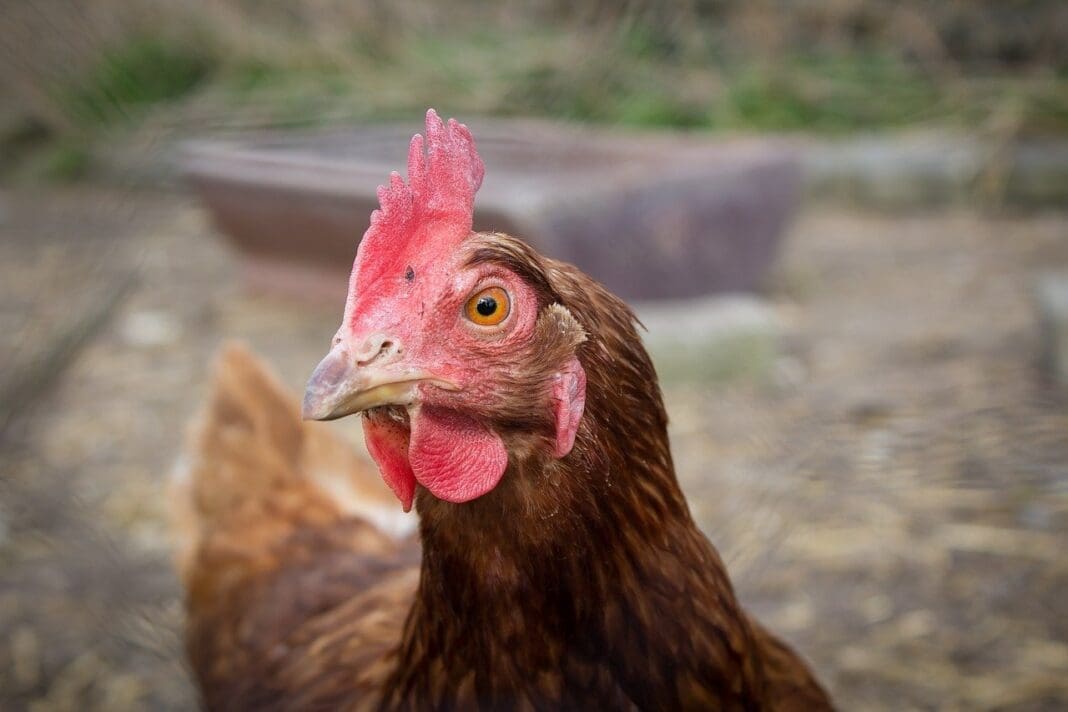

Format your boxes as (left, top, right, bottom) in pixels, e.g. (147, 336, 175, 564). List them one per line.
(748, 617, 834, 710)
(170, 344, 419, 710)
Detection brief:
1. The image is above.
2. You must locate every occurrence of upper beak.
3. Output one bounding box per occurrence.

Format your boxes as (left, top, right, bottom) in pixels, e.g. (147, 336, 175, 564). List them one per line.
(302, 345, 453, 421)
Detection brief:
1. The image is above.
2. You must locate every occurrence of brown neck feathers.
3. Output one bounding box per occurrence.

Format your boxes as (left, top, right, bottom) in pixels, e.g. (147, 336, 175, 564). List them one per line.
(381, 246, 747, 708)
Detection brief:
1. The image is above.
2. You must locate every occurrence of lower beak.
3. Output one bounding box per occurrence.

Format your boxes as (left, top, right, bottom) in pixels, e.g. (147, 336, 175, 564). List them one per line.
(302, 347, 452, 421)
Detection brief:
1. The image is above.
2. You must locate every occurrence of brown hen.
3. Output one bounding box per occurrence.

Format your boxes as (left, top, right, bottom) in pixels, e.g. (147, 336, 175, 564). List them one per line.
(175, 110, 832, 710)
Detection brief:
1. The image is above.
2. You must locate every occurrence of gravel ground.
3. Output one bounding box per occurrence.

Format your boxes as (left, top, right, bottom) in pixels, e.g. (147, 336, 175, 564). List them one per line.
(0, 188, 1066, 710)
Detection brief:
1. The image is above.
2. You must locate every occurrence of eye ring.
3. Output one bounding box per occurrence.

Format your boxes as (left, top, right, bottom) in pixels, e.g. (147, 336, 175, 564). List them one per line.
(464, 286, 510, 327)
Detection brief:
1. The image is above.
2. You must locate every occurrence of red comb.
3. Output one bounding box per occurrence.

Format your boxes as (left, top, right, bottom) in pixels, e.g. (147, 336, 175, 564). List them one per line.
(347, 110, 484, 298)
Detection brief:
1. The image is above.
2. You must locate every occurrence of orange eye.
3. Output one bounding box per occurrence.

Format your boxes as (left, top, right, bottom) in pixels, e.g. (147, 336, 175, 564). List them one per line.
(464, 286, 510, 327)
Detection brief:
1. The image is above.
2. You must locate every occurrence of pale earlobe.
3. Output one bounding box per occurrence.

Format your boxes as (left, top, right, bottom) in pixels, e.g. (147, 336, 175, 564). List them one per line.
(552, 356, 586, 458)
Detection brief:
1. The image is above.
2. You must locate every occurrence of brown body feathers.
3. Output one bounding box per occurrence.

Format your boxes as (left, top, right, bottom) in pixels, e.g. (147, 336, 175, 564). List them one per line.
(175, 233, 832, 710)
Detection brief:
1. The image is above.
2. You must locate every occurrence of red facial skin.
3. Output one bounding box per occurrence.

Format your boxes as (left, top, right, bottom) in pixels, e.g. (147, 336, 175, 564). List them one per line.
(349, 246, 546, 512)
(345, 247, 543, 405)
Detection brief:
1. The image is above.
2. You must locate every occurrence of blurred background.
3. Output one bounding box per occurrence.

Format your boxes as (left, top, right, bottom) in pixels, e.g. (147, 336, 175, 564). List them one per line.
(1, 1, 1067, 710)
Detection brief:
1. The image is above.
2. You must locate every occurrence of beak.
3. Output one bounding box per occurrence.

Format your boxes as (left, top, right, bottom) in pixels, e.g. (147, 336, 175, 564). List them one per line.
(302, 345, 454, 421)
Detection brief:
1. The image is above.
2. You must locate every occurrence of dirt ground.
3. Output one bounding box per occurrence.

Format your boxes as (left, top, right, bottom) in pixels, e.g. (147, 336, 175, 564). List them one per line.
(0, 188, 1066, 710)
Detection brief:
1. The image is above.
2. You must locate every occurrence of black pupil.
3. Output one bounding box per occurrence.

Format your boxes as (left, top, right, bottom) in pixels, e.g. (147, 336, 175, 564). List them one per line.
(476, 296, 498, 317)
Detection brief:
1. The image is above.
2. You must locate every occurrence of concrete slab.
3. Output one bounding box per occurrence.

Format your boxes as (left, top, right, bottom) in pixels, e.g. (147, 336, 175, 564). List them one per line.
(636, 296, 779, 383)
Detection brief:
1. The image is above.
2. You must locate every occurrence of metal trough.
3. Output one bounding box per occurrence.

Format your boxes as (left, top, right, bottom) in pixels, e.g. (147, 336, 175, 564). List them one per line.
(183, 119, 800, 303)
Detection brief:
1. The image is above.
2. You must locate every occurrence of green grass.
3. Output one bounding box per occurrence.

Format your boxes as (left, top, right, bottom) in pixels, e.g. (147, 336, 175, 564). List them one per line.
(8, 23, 1067, 183)
(50, 29, 1068, 136)
(709, 56, 946, 132)
(57, 37, 217, 127)
(204, 31, 1032, 135)
(4, 36, 217, 181)
(38, 141, 92, 182)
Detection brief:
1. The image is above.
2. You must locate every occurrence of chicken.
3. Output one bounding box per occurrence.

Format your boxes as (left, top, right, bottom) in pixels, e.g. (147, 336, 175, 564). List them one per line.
(175, 110, 833, 710)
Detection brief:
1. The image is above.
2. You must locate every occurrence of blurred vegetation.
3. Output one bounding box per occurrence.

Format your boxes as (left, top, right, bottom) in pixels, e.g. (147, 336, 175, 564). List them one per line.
(59, 38, 217, 128)
(1, 0, 1066, 180)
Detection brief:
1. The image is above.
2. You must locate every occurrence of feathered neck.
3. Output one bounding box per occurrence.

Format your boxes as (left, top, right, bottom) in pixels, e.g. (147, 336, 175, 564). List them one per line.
(409, 254, 695, 571)
(382, 261, 746, 708)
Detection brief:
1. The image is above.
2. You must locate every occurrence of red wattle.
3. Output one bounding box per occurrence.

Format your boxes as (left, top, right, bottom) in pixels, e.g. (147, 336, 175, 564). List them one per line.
(362, 415, 416, 512)
(409, 406, 508, 504)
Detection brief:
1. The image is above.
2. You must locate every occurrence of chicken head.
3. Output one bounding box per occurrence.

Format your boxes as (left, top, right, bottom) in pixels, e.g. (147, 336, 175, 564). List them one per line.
(303, 110, 587, 512)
